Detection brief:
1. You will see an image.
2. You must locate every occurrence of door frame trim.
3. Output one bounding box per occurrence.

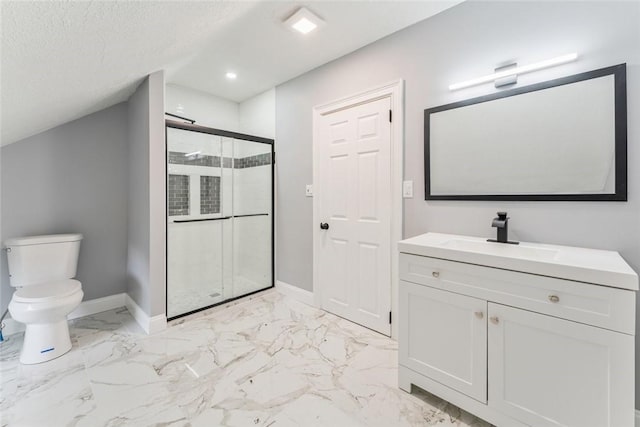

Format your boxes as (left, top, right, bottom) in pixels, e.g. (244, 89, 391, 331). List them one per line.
(312, 79, 404, 339)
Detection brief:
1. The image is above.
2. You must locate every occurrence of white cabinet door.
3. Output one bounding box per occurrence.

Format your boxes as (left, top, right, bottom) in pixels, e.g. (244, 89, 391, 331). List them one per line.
(488, 303, 634, 427)
(400, 281, 487, 403)
(317, 97, 392, 335)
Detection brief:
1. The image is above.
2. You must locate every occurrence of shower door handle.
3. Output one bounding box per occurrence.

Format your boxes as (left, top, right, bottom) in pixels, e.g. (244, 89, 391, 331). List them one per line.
(320, 222, 329, 230)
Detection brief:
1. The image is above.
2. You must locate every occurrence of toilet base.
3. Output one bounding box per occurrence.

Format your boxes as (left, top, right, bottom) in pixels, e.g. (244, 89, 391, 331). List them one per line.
(20, 320, 72, 364)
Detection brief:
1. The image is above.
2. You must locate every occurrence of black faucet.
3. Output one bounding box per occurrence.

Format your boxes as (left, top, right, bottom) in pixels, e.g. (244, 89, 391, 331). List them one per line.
(487, 212, 519, 245)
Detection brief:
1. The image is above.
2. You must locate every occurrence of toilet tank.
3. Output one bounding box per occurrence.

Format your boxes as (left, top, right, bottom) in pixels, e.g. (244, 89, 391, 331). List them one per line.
(5, 234, 83, 287)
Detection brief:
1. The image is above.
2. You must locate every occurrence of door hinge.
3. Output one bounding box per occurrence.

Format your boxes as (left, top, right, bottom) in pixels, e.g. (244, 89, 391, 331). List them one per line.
(389, 109, 392, 123)
(389, 311, 392, 324)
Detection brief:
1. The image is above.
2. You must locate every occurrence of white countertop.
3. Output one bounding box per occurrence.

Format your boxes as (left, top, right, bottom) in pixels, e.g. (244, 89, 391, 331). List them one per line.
(398, 232, 639, 291)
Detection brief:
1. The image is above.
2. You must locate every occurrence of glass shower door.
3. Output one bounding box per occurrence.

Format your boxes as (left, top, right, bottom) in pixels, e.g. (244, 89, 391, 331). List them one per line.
(166, 122, 274, 320)
(231, 138, 273, 298)
(166, 127, 226, 318)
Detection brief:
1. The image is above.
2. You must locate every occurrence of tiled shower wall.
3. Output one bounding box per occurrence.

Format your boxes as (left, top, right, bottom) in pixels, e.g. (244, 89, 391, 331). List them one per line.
(167, 151, 271, 217)
(168, 152, 270, 169)
(233, 153, 272, 169)
(168, 152, 222, 167)
(200, 176, 221, 214)
(168, 174, 189, 216)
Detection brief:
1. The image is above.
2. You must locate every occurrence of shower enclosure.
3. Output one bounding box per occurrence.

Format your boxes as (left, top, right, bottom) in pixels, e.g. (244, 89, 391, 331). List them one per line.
(165, 120, 273, 319)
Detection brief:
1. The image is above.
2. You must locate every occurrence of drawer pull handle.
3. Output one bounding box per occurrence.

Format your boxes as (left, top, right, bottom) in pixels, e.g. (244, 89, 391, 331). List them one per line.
(490, 316, 499, 324)
(474, 311, 484, 319)
(432, 271, 440, 278)
(548, 295, 560, 303)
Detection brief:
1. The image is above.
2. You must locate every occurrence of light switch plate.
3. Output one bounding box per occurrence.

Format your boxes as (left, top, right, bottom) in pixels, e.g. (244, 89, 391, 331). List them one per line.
(305, 184, 313, 197)
(403, 180, 413, 198)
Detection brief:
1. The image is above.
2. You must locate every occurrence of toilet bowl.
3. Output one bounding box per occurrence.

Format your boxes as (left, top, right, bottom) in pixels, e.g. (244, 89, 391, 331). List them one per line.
(9, 279, 83, 364)
(5, 234, 83, 364)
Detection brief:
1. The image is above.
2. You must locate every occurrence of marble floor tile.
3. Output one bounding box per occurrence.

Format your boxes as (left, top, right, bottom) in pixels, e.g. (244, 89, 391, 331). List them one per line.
(0, 290, 492, 427)
(2, 348, 95, 427)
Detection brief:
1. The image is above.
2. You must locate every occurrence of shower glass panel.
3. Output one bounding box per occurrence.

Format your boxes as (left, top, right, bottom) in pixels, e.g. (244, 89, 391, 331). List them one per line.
(166, 121, 273, 320)
(232, 138, 273, 297)
(166, 127, 225, 318)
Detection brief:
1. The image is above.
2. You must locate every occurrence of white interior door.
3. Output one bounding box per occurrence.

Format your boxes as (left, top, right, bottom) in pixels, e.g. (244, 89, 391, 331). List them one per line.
(317, 96, 392, 335)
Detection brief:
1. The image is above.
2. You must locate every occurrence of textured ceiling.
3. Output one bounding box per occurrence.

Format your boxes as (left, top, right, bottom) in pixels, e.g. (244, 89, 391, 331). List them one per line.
(1, 1, 462, 145)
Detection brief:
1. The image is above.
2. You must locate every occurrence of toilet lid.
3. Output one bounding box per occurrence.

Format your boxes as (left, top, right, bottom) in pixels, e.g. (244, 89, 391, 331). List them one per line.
(13, 279, 82, 303)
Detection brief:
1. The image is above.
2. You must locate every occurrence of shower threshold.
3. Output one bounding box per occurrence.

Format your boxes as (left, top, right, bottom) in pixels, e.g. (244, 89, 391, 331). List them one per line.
(167, 284, 274, 321)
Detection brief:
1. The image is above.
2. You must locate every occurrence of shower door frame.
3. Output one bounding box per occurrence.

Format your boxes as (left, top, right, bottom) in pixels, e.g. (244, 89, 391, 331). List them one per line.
(165, 119, 275, 321)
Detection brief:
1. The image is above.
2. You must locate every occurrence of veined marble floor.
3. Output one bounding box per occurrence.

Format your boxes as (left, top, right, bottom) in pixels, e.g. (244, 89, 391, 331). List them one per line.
(0, 290, 491, 427)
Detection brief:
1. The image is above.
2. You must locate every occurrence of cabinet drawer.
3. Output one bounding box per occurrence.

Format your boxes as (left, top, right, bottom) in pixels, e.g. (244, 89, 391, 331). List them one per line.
(400, 253, 635, 334)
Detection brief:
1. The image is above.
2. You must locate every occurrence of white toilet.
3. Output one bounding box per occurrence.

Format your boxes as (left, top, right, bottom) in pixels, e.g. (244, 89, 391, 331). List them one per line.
(5, 233, 84, 364)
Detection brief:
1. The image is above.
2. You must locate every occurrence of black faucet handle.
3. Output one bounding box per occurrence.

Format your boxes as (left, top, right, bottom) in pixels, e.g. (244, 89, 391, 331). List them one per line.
(496, 211, 508, 220)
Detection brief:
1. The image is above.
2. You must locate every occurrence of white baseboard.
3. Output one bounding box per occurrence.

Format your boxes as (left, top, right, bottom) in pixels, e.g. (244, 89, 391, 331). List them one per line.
(276, 280, 314, 306)
(69, 293, 126, 319)
(148, 314, 167, 334)
(1, 292, 167, 338)
(1, 292, 127, 337)
(124, 294, 166, 335)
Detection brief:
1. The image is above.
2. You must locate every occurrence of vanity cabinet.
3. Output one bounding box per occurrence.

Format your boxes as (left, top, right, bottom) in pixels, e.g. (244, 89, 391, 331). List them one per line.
(399, 282, 487, 403)
(398, 233, 638, 427)
(487, 303, 633, 427)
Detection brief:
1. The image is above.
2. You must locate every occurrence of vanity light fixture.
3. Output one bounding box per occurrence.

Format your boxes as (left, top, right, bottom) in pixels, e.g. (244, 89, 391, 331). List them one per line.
(225, 72, 237, 80)
(285, 7, 324, 35)
(449, 52, 578, 91)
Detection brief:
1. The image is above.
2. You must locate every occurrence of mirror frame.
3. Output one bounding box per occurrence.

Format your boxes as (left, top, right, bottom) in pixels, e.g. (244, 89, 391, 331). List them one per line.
(424, 63, 627, 201)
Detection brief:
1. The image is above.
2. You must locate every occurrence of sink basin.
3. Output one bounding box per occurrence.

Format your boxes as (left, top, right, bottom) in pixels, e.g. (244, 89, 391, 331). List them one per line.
(440, 239, 559, 261)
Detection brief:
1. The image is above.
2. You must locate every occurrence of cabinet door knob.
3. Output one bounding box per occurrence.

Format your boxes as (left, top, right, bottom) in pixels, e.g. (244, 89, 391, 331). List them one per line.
(474, 311, 484, 319)
(432, 271, 440, 278)
(548, 295, 560, 303)
(490, 316, 499, 324)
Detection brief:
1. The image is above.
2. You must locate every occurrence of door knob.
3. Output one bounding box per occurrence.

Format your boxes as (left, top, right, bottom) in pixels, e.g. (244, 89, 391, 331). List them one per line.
(490, 316, 499, 324)
(320, 222, 329, 230)
(548, 295, 560, 303)
(474, 311, 484, 319)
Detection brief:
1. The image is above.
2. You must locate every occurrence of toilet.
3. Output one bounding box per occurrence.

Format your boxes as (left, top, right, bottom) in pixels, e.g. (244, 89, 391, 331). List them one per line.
(5, 233, 84, 364)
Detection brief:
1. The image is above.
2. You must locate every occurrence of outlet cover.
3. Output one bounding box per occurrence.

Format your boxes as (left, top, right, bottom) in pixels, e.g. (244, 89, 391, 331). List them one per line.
(403, 180, 413, 198)
(305, 184, 313, 197)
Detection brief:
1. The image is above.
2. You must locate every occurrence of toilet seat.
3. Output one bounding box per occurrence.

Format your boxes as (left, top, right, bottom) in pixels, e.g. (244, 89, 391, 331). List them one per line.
(12, 279, 82, 303)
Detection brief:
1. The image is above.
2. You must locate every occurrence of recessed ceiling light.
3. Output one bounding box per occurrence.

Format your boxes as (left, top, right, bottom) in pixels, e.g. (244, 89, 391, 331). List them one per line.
(226, 72, 237, 80)
(292, 17, 316, 34)
(285, 7, 324, 35)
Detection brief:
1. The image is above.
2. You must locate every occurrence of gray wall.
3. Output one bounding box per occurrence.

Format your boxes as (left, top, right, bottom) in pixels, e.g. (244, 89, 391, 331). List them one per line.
(0, 103, 130, 312)
(126, 71, 166, 317)
(148, 71, 166, 318)
(275, 0, 640, 406)
(126, 77, 151, 314)
(0, 70, 166, 321)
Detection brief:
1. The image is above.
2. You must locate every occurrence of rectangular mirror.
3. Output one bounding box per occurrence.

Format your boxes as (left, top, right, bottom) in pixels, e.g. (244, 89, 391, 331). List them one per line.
(424, 64, 627, 201)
